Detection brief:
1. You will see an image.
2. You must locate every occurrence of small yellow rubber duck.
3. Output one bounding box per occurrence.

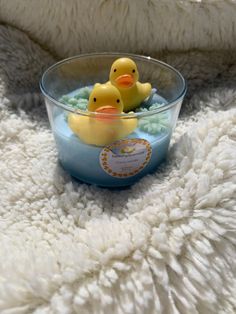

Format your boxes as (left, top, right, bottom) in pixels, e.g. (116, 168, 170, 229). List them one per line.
(108, 58, 152, 112)
(68, 84, 137, 146)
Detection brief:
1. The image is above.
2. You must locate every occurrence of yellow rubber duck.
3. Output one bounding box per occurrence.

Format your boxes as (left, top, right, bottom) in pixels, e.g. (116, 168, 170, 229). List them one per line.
(68, 84, 137, 146)
(108, 57, 152, 112)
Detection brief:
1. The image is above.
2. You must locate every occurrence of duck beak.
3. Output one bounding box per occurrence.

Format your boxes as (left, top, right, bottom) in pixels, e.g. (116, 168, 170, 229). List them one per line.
(115, 74, 134, 88)
(95, 106, 120, 122)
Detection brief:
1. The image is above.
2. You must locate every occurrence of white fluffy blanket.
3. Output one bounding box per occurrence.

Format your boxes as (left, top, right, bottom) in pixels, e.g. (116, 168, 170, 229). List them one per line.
(0, 0, 236, 57)
(0, 24, 236, 314)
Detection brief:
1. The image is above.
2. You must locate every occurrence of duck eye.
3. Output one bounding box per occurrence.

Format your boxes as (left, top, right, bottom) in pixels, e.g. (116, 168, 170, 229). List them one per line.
(93, 97, 96, 102)
(114, 69, 117, 72)
(132, 69, 135, 73)
(117, 99, 120, 103)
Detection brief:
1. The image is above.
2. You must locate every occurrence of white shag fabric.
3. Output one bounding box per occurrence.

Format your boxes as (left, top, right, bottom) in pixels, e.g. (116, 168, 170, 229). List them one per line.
(0, 0, 236, 57)
(0, 25, 236, 314)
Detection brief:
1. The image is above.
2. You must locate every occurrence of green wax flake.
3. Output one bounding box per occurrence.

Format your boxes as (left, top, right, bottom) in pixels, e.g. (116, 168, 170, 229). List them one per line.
(68, 98, 78, 106)
(74, 87, 92, 100)
(137, 102, 170, 135)
(59, 95, 70, 104)
(59, 86, 92, 110)
(74, 99, 88, 110)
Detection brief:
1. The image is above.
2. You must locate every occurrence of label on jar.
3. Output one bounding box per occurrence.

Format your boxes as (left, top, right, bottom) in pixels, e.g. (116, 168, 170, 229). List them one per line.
(100, 139, 152, 178)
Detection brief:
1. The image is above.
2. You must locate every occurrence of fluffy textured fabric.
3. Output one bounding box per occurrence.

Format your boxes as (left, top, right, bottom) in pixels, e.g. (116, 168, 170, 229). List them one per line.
(0, 25, 236, 314)
(0, 0, 236, 58)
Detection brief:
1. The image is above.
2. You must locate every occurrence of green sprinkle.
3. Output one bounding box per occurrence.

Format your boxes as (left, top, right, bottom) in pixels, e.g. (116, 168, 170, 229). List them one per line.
(59, 86, 92, 111)
(74, 87, 92, 100)
(68, 98, 78, 106)
(62, 95, 70, 101)
(137, 102, 170, 135)
(59, 95, 70, 104)
(74, 99, 88, 110)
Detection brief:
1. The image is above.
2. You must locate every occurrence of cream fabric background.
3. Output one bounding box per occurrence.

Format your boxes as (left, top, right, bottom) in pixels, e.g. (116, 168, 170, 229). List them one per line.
(0, 1, 236, 313)
(0, 27, 235, 311)
(0, 0, 235, 57)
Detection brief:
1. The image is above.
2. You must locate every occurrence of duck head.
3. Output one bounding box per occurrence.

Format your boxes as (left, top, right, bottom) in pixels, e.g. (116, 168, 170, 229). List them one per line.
(88, 84, 123, 121)
(109, 58, 139, 89)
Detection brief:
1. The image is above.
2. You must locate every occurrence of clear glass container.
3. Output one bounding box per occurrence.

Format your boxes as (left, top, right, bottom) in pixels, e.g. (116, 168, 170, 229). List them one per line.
(40, 53, 186, 187)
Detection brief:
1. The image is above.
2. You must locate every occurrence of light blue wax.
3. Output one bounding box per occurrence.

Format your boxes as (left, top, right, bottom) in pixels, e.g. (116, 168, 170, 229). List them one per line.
(52, 118, 171, 188)
(52, 90, 172, 187)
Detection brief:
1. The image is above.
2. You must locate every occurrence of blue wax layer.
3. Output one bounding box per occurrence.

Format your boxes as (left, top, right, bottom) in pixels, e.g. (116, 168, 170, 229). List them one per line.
(53, 114, 171, 187)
